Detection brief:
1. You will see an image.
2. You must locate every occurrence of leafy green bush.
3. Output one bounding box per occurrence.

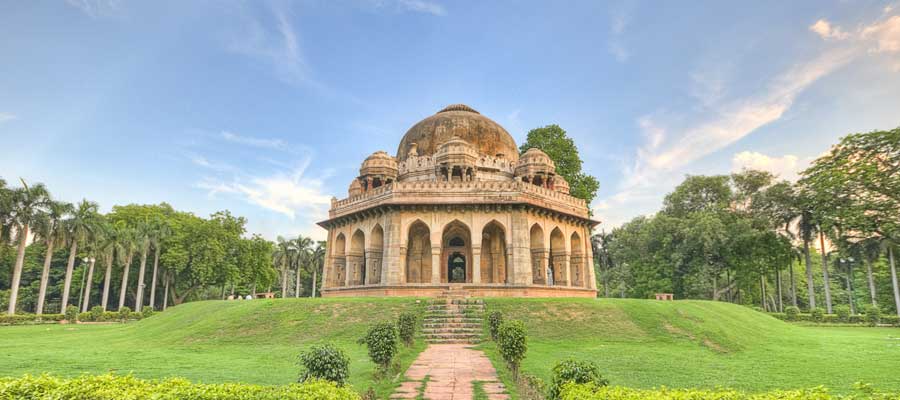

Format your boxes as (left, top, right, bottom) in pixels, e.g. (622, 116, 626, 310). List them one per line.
(397, 312, 417, 346)
(810, 307, 824, 322)
(835, 305, 851, 322)
(64, 305, 79, 322)
(298, 343, 350, 386)
(118, 306, 131, 321)
(497, 319, 527, 376)
(142, 307, 155, 319)
(548, 359, 609, 400)
(358, 322, 398, 372)
(0, 374, 359, 399)
(488, 311, 503, 340)
(77, 312, 92, 322)
(558, 383, 898, 400)
(864, 305, 881, 327)
(784, 306, 800, 321)
(91, 305, 104, 321)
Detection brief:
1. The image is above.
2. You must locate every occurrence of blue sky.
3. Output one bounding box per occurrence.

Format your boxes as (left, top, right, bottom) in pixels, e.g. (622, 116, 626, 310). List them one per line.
(2, 1, 899, 240)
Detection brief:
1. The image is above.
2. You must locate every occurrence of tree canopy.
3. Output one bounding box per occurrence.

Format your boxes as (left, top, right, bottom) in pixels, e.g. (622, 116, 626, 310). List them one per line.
(519, 124, 599, 205)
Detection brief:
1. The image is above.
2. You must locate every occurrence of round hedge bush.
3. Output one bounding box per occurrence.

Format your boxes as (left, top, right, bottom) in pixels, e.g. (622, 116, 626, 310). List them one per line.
(358, 322, 398, 371)
(548, 359, 609, 400)
(298, 343, 350, 386)
(784, 306, 800, 321)
(497, 319, 527, 376)
(834, 305, 851, 322)
(397, 312, 417, 347)
(864, 304, 881, 326)
(488, 311, 503, 341)
(810, 307, 824, 322)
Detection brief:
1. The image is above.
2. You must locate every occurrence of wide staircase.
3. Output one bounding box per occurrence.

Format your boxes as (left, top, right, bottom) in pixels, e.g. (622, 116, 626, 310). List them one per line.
(423, 292, 484, 345)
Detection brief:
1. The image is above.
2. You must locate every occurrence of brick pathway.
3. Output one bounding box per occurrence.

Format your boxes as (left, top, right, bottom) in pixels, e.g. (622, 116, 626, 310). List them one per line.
(392, 344, 508, 400)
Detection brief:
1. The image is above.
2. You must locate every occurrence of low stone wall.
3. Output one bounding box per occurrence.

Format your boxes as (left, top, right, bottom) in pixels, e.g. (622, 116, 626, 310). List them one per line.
(322, 284, 596, 298)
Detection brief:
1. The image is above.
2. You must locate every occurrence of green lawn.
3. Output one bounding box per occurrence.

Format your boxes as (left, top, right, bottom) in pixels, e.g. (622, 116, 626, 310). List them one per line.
(0, 298, 428, 398)
(1, 297, 898, 398)
(479, 298, 900, 394)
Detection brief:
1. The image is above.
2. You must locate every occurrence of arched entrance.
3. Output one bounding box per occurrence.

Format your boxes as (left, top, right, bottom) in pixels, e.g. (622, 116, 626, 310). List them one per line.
(481, 221, 508, 284)
(441, 220, 471, 283)
(406, 221, 432, 283)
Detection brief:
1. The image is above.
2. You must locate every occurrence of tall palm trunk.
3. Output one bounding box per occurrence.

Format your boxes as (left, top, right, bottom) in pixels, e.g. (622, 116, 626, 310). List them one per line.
(295, 265, 302, 298)
(135, 244, 149, 312)
(281, 258, 288, 298)
(149, 247, 160, 310)
(759, 274, 767, 311)
(865, 258, 877, 306)
(889, 247, 900, 318)
(101, 254, 113, 310)
(61, 241, 78, 311)
(163, 271, 170, 311)
(311, 263, 318, 298)
(118, 252, 133, 310)
(803, 239, 816, 310)
(81, 258, 96, 312)
(7, 224, 30, 315)
(36, 240, 55, 315)
(775, 266, 783, 312)
(789, 260, 798, 307)
(846, 262, 855, 315)
(819, 231, 833, 314)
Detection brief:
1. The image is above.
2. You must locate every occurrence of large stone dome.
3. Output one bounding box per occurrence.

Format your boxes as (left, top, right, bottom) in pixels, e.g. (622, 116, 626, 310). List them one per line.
(396, 104, 519, 163)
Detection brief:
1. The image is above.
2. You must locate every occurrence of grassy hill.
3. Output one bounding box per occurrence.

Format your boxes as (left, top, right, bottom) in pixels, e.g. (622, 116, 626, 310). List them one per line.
(1, 297, 898, 397)
(480, 298, 900, 393)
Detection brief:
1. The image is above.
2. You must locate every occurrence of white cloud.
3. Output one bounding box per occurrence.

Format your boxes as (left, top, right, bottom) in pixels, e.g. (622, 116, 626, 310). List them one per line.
(0, 112, 16, 123)
(861, 15, 900, 54)
(731, 151, 802, 181)
(396, 0, 446, 16)
(607, 5, 631, 62)
(221, 131, 286, 149)
(810, 19, 849, 40)
(65, 0, 120, 18)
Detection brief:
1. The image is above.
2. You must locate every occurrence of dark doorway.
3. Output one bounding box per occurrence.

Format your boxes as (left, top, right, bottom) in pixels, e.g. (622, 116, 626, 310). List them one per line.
(448, 252, 466, 283)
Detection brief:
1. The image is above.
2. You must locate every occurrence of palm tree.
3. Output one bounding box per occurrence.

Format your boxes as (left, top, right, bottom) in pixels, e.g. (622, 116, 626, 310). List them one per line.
(61, 200, 100, 311)
(34, 200, 73, 315)
(310, 241, 326, 298)
(117, 225, 137, 310)
(818, 226, 834, 314)
(97, 221, 119, 311)
(274, 236, 296, 298)
(148, 219, 170, 311)
(6, 179, 52, 315)
(796, 210, 818, 311)
(293, 236, 313, 297)
(134, 221, 153, 312)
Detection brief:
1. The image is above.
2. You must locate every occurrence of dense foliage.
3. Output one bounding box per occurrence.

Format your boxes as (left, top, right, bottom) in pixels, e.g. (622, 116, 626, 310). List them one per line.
(488, 310, 503, 340)
(298, 343, 350, 386)
(548, 359, 608, 400)
(597, 128, 900, 318)
(559, 383, 898, 400)
(0, 374, 359, 400)
(497, 319, 527, 376)
(358, 322, 398, 371)
(397, 312, 417, 346)
(519, 124, 600, 205)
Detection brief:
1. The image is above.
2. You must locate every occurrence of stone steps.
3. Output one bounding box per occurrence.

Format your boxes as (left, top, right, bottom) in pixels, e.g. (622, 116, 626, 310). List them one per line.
(423, 297, 484, 344)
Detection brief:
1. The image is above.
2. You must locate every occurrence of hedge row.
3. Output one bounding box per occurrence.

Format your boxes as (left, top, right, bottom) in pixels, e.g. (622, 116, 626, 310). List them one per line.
(559, 383, 898, 400)
(0, 311, 151, 326)
(769, 312, 900, 326)
(0, 374, 360, 400)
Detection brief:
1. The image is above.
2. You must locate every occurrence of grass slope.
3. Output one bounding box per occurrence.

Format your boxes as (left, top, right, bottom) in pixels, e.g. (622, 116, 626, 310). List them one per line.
(480, 298, 900, 394)
(0, 298, 427, 397)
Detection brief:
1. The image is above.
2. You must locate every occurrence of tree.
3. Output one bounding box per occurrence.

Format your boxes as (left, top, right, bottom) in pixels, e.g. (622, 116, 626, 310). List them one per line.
(148, 219, 170, 311)
(292, 236, 313, 298)
(134, 221, 152, 312)
(61, 200, 100, 312)
(519, 125, 599, 204)
(117, 224, 137, 310)
(274, 236, 296, 298)
(6, 179, 52, 315)
(310, 241, 325, 298)
(34, 200, 73, 315)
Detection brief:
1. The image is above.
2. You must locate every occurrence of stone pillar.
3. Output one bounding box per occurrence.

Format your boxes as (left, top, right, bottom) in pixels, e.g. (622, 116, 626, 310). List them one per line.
(321, 237, 332, 289)
(564, 252, 573, 287)
(531, 249, 548, 284)
(344, 256, 353, 287)
(585, 226, 597, 290)
(365, 250, 382, 285)
(431, 246, 441, 284)
(472, 245, 482, 284)
(510, 209, 533, 285)
(384, 213, 402, 285)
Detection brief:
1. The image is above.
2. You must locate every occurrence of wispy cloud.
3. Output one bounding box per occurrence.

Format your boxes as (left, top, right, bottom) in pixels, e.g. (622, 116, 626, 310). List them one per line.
(731, 151, 803, 181)
(607, 4, 632, 62)
(810, 19, 849, 40)
(221, 131, 286, 149)
(65, 0, 120, 18)
(395, 0, 446, 16)
(0, 112, 16, 123)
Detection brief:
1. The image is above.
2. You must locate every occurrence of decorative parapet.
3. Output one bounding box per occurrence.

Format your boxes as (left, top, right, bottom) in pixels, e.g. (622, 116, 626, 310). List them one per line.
(398, 153, 515, 177)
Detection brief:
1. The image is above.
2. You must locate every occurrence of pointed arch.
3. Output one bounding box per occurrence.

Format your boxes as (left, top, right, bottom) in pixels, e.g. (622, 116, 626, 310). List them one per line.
(530, 223, 546, 284)
(406, 220, 431, 283)
(368, 224, 384, 285)
(332, 233, 347, 287)
(481, 220, 508, 284)
(571, 231, 584, 287)
(549, 227, 567, 286)
(442, 220, 472, 283)
(349, 229, 366, 285)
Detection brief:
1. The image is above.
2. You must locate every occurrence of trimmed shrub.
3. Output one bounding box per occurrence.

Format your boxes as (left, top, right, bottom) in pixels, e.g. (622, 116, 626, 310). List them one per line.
(64, 305, 79, 322)
(90, 306, 104, 321)
(784, 306, 800, 321)
(810, 307, 824, 322)
(77, 312, 92, 322)
(358, 322, 398, 372)
(0, 374, 359, 399)
(558, 383, 897, 400)
(497, 319, 527, 377)
(548, 359, 609, 400)
(397, 312, 417, 347)
(118, 306, 131, 322)
(298, 343, 350, 386)
(142, 307, 155, 319)
(864, 305, 881, 327)
(488, 311, 503, 340)
(835, 305, 851, 322)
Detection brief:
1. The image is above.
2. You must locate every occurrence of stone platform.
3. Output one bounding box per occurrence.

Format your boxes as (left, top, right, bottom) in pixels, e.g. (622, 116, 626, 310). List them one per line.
(321, 284, 596, 298)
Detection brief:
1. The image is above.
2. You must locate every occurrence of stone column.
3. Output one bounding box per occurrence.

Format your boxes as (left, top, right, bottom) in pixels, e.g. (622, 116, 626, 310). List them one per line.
(510, 209, 533, 285)
(472, 245, 482, 284)
(344, 256, 353, 287)
(384, 213, 402, 285)
(321, 237, 332, 289)
(585, 226, 597, 290)
(564, 252, 573, 287)
(431, 246, 442, 284)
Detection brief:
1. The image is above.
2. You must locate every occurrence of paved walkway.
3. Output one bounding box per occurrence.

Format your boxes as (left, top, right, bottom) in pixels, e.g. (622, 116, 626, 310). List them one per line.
(392, 344, 508, 400)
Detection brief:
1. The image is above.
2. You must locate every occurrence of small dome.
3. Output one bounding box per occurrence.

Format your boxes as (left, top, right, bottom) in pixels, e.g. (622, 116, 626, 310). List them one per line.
(515, 147, 556, 177)
(397, 104, 519, 164)
(348, 179, 363, 197)
(553, 176, 570, 194)
(435, 136, 478, 165)
(360, 151, 398, 177)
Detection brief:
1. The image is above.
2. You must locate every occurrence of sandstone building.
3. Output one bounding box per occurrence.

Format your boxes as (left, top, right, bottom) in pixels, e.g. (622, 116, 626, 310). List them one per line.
(318, 104, 598, 297)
